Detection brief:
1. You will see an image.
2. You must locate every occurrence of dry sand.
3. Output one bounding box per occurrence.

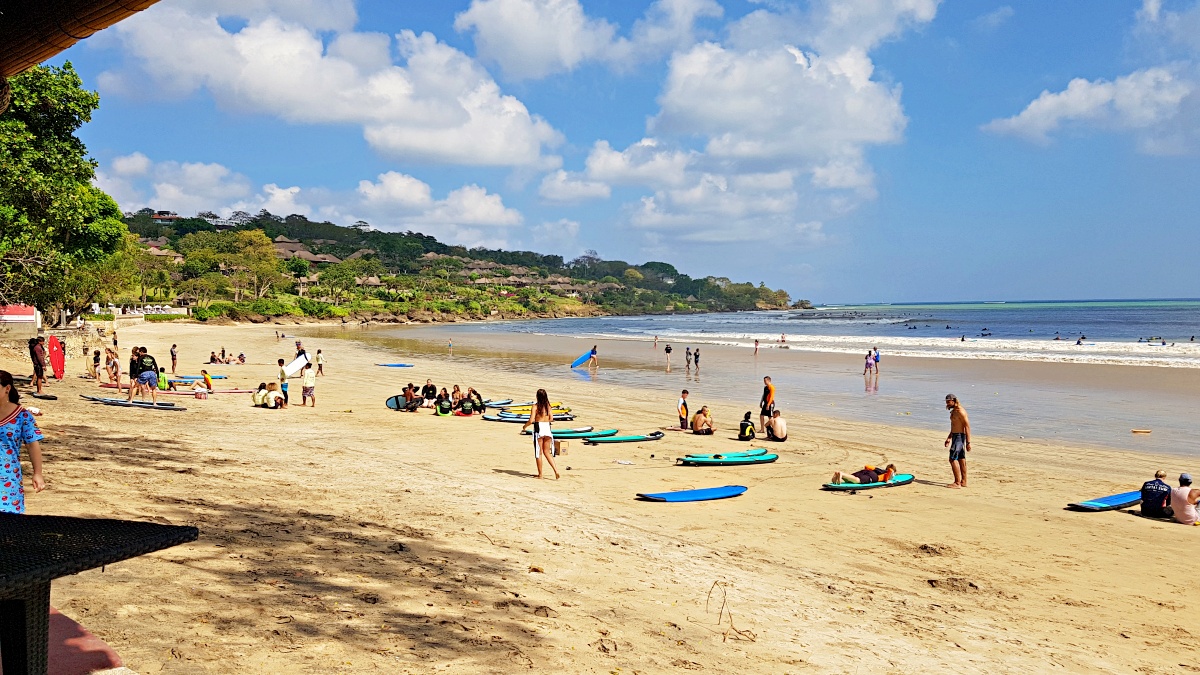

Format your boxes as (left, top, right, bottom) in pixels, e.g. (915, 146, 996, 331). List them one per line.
(8, 322, 1199, 673)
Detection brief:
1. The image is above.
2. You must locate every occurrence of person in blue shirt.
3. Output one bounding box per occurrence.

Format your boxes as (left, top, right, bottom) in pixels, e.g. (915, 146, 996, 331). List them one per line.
(1141, 470, 1174, 518)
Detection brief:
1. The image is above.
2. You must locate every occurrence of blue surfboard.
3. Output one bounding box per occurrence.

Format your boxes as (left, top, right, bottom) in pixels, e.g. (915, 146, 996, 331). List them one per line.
(1068, 490, 1142, 511)
(570, 351, 592, 368)
(376, 363, 415, 367)
(637, 485, 747, 502)
(177, 374, 227, 379)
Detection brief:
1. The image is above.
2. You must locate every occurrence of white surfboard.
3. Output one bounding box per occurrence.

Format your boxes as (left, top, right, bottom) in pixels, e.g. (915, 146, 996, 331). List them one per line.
(284, 353, 310, 377)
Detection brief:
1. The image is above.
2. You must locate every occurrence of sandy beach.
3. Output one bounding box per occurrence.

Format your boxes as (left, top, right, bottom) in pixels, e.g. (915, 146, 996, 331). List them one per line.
(8, 321, 1199, 673)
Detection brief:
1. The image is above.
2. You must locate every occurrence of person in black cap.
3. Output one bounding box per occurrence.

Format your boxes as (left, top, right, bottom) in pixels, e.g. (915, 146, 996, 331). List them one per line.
(944, 394, 971, 488)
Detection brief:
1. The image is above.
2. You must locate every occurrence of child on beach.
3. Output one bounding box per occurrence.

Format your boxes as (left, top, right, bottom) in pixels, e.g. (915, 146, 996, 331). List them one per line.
(300, 363, 317, 407)
(0, 370, 45, 513)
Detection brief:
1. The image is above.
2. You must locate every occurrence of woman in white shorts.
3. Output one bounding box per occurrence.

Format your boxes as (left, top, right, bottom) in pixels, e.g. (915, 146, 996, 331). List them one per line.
(521, 388, 561, 479)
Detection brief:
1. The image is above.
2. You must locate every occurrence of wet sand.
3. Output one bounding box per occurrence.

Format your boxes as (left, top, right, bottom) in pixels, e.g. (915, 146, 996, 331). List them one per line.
(10, 322, 1200, 673)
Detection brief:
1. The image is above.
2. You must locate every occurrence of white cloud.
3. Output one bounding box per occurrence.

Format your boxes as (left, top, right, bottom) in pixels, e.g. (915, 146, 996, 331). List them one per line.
(110, 152, 151, 177)
(95, 157, 524, 245)
(971, 6, 1014, 32)
(528, 218, 582, 251)
(727, 0, 940, 54)
(454, 0, 721, 79)
(584, 139, 693, 187)
(538, 170, 611, 202)
(97, 6, 562, 167)
(95, 154, 254, 215)
(982, 68, 1192, 145)
(653, 43, 905, 182)
(173, 0, 358, 32)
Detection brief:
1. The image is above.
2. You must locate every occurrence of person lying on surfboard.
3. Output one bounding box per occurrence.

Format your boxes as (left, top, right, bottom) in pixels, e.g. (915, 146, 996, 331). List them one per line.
(830, 464, 898, 485)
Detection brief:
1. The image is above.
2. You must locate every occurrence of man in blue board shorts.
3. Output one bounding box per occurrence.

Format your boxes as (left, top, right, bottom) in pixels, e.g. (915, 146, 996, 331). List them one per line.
(945, 394, 971, 488)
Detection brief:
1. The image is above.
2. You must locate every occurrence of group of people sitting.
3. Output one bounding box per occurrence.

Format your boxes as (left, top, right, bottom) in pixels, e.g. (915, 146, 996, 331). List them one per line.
(1141, 470, 1200, 525)
(251, 382, 287, 409)
(208, 348, 246, 365)
(395, 380, 485, 416)
(738, 410, 788, 441)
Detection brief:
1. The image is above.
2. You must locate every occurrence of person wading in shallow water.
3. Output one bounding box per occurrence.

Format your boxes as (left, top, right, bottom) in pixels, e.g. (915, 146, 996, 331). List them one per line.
(944, 394, 971, 488)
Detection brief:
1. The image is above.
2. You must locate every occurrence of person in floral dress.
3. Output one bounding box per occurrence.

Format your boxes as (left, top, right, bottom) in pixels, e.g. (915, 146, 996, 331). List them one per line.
(0, 370, 45, 513)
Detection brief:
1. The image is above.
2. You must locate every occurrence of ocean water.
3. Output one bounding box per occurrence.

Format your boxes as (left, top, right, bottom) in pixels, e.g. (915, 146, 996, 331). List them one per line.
(302, 299, 1200, 458)
(453, 299, 1200, 368)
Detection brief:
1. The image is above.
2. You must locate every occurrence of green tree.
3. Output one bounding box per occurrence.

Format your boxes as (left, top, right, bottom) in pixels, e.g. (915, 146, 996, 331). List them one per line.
(0, 63, 128, 312)
(623, 268, 644, 283)
(284, 256, 310, 277)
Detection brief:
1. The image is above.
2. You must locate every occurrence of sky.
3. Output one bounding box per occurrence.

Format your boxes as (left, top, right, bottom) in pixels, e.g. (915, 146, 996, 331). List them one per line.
(48, 0, 1200, 303)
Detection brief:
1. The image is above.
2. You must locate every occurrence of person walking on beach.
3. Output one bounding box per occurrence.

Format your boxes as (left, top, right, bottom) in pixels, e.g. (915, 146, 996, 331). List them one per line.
(300, 363, 317, 407)
(0, 370, 45, 513)
(664, 343, 672, 365)
(277, 359, 290, 406)
(685, 347, 693, 368)
(315, 349, 325, 376)
(28, 337, 48, 396)
(759, 376, 776, 433)
(677, 389, 690, 429)
(945, 394, 971, 488)
(170, 343, 178, 375)
(872, 347, 880, 373)
(863, 351, 875, 375)
(654, 336, 658, 349)
(754, 339, 760, 355)
(521, 389, 560, 479)
(693, 348, 700, 371)
(588, 345, 598, 367)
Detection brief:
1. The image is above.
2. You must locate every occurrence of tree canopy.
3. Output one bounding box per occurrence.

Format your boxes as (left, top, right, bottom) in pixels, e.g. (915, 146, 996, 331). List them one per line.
(0, 62, 127, 311)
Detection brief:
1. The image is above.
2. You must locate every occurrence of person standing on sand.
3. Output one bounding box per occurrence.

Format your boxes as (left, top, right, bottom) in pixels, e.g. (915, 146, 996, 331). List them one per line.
(521, 389, 560, 479)
(654, 336, 658, 349)
(759, 376, 776, 433)
(677, 389, 689, 429)
(863, 351, 875, 375)
(754, 339, 759, 355)
(0, 370, 46, 513)
(685, 347, 692, 368)
(28, 337, 48, 396)
(170, 343, 178, 375)
(277, 359, 290, 406)
(872, 347, 881, 373)
(693, 348, 700, 371)
(300, 363, 317, 407)
(945, 394, 971, 488)
(315, 349, 325, 376)
(448, 338, 453, 355)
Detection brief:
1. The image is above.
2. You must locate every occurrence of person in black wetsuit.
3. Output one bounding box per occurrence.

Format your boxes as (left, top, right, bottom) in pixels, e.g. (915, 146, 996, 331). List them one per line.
(1141, 470, 1174, 518)
(421, 379, 437, 408)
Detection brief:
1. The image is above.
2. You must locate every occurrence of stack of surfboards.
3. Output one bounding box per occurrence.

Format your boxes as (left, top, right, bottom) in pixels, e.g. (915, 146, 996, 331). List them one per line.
(676, 448, 778, 466)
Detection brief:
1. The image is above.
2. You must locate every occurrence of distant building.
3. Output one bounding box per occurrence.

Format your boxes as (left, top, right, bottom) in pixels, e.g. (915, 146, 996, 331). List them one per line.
(147, 247, 184, 264)
(200, 216, 237, 230)
(151, 210, 181, 222)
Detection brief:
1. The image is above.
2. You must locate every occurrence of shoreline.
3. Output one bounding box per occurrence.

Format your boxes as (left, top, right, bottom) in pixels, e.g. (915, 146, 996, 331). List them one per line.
(300, 322, 1200, 458)
(14, 321, 1197, 672)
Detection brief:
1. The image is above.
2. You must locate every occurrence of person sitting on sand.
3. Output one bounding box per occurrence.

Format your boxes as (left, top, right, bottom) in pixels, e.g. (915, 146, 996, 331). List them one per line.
(237, 353, 246, 365)
(201, 369, 214, 393)
(265, 382, 286, 409)
(435, 396, 454, 417)
(209, 352, 220, 364)
(451, 385, 463, 406)
(467, 387, 485, 410)
(421, 380, 437, 408)
(252, 382, 269, 408)
(765, 410, 788, 441)
(691, 406, 714, 435)
(1171, 474, 1200, 526)
(1141, 470, 1174, 518)
(738, 411, 757, 441)
(157, 367, 177, 391)
(831, 464, 897, 485)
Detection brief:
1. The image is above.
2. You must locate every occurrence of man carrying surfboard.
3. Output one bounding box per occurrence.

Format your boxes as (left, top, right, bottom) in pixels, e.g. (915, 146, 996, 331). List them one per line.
(945, 394, 971, 488)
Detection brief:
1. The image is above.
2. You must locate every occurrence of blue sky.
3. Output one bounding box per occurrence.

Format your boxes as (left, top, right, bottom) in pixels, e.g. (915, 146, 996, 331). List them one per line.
(52, 0, 1200, 303)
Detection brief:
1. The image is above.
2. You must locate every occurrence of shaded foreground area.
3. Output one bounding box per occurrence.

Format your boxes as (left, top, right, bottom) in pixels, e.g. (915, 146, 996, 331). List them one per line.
(15, 323, 1200, 673)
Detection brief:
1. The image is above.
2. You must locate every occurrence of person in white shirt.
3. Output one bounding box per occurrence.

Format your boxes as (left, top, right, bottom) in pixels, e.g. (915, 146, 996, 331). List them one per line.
(315, 349, 325, 376)
(300, 363, 317, 407)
